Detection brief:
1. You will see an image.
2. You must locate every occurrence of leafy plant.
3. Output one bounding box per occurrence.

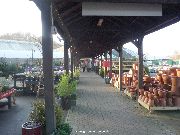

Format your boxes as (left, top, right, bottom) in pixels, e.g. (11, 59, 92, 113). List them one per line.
(74, 69, 80, 79)
(29, 100, 63, 127)
(57, 74, 71, 97)
(51, 123, 72, 135)
(57, 74, 77, 97)
(99, 68, 104, 78)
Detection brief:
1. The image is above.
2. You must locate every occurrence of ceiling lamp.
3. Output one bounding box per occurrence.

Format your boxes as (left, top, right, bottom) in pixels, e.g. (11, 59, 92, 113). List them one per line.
(97, 18, 103, 27)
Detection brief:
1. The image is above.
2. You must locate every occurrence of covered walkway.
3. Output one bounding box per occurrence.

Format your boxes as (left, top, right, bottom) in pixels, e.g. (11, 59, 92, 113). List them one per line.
(66, 72, 179, 135)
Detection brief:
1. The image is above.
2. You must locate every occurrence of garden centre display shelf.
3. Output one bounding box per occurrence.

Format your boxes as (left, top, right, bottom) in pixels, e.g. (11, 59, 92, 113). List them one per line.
(0, 88, 16, 109)
(138, 99, 180, 113)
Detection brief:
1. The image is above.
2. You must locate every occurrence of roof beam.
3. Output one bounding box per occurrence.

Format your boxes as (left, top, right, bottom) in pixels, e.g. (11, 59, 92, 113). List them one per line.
(62, 3, 81, 17)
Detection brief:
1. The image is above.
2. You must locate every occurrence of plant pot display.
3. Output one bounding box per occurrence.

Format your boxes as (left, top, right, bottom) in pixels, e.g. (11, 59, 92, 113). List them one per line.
(24, 100, 64, 135)
(22, 121, 42, 135)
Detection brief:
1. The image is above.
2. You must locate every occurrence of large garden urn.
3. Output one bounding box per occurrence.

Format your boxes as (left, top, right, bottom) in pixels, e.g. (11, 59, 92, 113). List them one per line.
(171, 76, 180, 96)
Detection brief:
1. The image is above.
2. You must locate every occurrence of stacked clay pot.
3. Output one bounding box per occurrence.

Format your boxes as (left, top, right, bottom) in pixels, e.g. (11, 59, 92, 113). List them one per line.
(129, 87, 136, 97)
(138, 87, 177, 107)
(147, 92, 154, 107)
(177, 69, 180, 77)
(138, 89, 144, 100)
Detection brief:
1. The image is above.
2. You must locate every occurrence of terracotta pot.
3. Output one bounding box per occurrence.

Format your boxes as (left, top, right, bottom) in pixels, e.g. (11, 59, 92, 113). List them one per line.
(148, 92, 154, 100)
(177, 69, 180, 77)
(130, 88, 136, 92)
(139, 89, 144, 95)
(133, 76, 138, 81)
(171, 76, 180, 96)
(144, 97, 149, 104)
(141, 96, 146, 102)
(144, 91, 148, 97)
(162, 74, 170, 84)
(149, 87, 153, 93)
(170, 68, 177, 76)
(156, 74, 163, 83)
(143, 76, 150, 83)
(148, 99, 154, 107)
(133, 63, 138, 70)
(153, 88, 158, 96)
(158, 90, 163, 98)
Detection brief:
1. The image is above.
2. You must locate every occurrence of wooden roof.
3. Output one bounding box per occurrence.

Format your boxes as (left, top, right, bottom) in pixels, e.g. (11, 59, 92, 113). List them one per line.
(35, 0, 180, 58)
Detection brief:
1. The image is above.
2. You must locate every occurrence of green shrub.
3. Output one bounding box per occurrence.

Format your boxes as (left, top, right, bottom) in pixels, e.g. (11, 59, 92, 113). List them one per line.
(57, 74, 71, 97)
(57, 74, 77, 97)
(99, 68, 104, 78)
(29, 100, 63, 127)
(51, 123, 72, 135)
(74, 69, 80, 79)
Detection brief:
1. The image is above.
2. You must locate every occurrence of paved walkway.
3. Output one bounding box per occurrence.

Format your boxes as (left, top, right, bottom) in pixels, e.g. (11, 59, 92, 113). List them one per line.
(0, 96, 35, 135)
(66, 72, 179, 135)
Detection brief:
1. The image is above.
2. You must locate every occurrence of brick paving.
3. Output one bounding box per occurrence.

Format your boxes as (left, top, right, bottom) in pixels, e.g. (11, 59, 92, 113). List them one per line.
(66, 72, 179, 135)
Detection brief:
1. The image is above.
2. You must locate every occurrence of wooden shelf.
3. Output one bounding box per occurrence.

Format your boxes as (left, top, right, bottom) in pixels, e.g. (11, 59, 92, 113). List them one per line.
(138, 99, 180, 112)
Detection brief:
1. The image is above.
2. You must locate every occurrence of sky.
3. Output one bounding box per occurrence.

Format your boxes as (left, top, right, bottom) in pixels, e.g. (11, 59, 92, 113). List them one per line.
(0, 0, 180, 59)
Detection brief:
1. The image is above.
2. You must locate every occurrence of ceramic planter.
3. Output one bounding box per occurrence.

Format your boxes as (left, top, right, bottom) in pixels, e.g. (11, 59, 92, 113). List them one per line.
(22, 121, 42, 135)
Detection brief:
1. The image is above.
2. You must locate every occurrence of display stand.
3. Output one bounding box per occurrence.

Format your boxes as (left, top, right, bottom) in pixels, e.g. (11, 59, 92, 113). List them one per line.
(0, 88, 16, 109)
(138, 99, 180, 113)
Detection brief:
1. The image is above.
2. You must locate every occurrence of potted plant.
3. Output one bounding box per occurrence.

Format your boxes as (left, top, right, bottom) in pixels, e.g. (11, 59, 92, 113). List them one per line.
(99, 68, 104, 78)
(57, 74, 72, 110)
(73, 69, 80, 82)
(22, 100, 63, 135)
(69, 80, 77, 106)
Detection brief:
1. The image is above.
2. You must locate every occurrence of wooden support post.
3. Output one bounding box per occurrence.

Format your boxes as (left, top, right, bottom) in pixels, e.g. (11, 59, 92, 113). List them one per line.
(64, 40, 69, 74)
(14, 76, 16, 88)
(73, 55, 76, 72)
(41, 1, 56, 134)
(104, 52, 108, 78)
(98, 57, 100, 75)
(100, 55, 102, 69)
(132, 36, 144, 89)
(118, 46, 123, 91)
(109, 50, 112, 78)
(138, 37, 144, 89)
(71, 49, 74, 79)
(92, 57, 94, 71)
